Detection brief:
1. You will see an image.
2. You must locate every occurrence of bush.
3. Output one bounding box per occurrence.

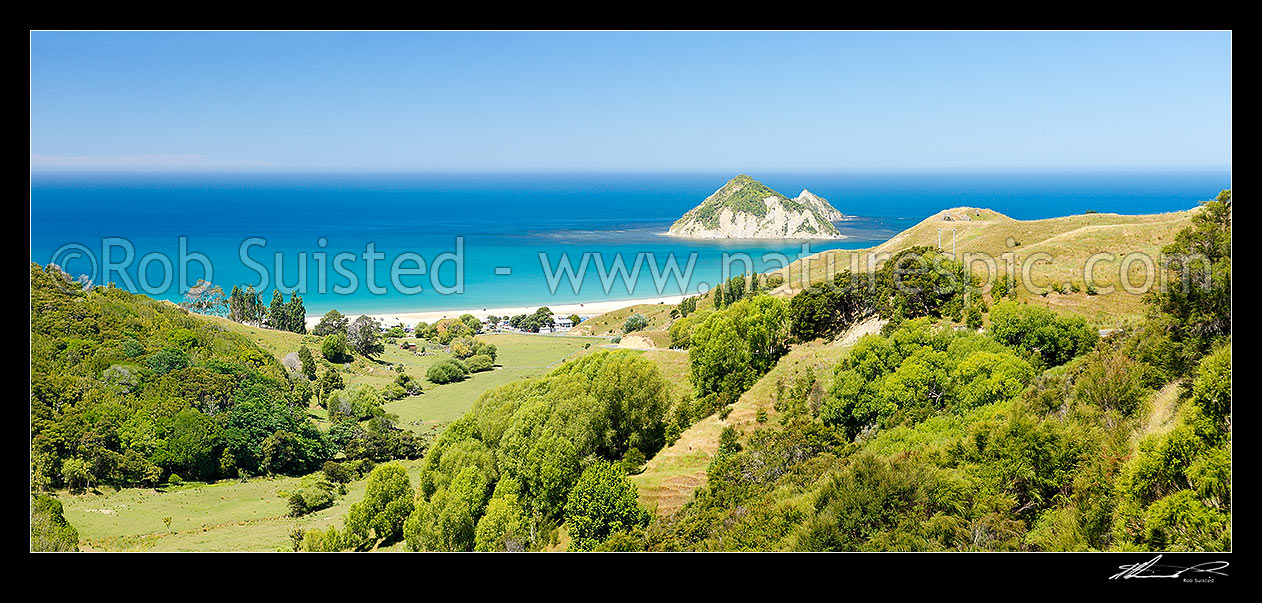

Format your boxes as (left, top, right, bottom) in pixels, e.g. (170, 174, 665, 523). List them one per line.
(465, 354, 494, 373)
(988, 300, 1098, 367)
(381, 383, 407, 401)
(31, 494, 79, 552)
(426, 358, 469, 384)
(323, 461, 355, 484)
(450, 337, 475, 359)
(148, 347, 190, 375)
(623, 313, 649, 334)
(288, 483, 336, 517)
(622, 447, 646, 475)
(322, 333, 351, 363)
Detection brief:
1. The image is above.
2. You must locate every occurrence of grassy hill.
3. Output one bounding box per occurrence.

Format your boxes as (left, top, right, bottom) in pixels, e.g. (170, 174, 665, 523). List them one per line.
(570, 302, 677, 336)
(768, 207, 1196, 326)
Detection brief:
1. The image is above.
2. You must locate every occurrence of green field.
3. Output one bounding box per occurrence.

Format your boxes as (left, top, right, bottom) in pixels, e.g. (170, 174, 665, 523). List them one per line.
(383, 332, 605, 433)
(60, 460, 424, 552)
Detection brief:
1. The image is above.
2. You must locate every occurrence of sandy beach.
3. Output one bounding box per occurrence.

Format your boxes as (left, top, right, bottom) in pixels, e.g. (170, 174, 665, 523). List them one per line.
(303, 294, 688, 329)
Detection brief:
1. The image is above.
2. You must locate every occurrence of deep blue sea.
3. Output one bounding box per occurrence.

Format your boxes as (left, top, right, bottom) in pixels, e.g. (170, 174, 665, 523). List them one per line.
(29, 171, 1230, 315)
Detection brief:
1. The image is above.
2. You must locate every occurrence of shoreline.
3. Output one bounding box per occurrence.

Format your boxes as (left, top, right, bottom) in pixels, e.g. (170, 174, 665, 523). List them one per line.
(303, 293, 688, 329)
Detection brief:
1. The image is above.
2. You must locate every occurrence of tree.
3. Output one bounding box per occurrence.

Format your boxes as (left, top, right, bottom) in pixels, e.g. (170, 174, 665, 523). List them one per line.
(427, 358, 469, 384)
(788, 271, 875, 342)
(1148, 189, 1231, 350)
(313, 309, 349, 336)
(298, 346, 317, 381)
(283, 294, 308, 334)
(266, 290, 285, 329)
(148, 347, 190, 375)
(180, 279, 228, 316)
(347, 315, 385, 358)
(474, 491, 531, 551)
(343, 462, 416, 550)
(322, 333, 351, 363)
(679, 295, 698, 317)
(509, 307, 555, 333)
(689, 295, 789, 401)
(872, 246, 977, 322)
(31, 494, 79, 551)
(564, 460, 649, 551)
(988, 300, 1097, 367)
(61, 457, 91, 493)
(227, 285, 247, 322)
(459, 314, 483, 334)
(466, 354, 494, 372)
(243, 285, 265, 326)
(316, 366, 345, 407)
(450, 337, 476, 359)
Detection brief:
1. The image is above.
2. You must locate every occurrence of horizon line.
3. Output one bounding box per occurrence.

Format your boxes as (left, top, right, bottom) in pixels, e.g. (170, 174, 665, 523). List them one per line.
(29, 166, 1233, 175)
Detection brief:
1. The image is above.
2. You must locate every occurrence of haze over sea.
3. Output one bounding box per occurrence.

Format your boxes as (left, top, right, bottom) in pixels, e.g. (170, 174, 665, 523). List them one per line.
(30, 170, 1229, 316)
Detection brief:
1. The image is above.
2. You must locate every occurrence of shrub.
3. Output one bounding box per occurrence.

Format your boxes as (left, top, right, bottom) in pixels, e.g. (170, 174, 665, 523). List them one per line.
(988, 300, 1098, 367)
(148, 347, 190, 375)
(427, 358, 470, 384)
(322, 333, 351, 363)
(623, 313, 649, 334)
(288, 483, 336, 517)
(465, 354, 494, 372)
(323, 461, 355, 484)
(622, 447, 646, 475)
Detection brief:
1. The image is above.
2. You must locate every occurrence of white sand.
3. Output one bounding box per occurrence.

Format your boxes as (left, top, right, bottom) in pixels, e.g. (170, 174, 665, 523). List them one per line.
(304, 294, 688, 329)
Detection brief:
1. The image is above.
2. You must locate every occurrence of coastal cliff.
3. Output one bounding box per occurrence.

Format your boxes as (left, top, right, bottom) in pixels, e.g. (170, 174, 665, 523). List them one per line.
(667, 175, 845, 239)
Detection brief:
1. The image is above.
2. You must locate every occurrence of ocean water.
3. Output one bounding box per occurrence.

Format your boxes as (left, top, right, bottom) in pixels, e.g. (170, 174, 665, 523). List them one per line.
(29, 171, 1229, 315)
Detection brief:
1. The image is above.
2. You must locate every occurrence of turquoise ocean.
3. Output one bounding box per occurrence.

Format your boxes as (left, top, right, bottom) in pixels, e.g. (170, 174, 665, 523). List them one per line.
(29, 171, 1229, 316)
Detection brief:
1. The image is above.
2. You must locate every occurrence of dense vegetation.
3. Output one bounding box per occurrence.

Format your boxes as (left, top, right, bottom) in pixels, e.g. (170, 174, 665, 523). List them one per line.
(31, 264, 331, 492)
(30, 264, 425, 502)
(299, 350, 670, 551)
(606, 190, 1231, 551)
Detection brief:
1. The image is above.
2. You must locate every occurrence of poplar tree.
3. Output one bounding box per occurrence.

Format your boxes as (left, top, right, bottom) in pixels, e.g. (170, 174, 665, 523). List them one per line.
(268, 290, 285, 330)
(228, 285, 248, 323)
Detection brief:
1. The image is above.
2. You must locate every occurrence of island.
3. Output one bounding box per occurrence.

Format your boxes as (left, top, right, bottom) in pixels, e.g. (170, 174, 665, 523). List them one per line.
(666, 175, 845, 239)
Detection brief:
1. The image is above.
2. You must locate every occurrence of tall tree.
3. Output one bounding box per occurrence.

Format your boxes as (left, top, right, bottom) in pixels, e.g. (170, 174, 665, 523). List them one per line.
(347, 315, 385, 358)
(267, 290, 285, 330)
(298, 346, 317, 381)
(285, 294, 308, 334)
(313, 309, 349, 336)
(180, 280, 227, 316)
(228, 285, 248, 323)
(243, 285, 265, 327)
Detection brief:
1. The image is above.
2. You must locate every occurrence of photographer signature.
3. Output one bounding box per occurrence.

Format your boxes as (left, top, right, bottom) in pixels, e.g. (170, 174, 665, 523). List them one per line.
(1110, 555, 1229, 580)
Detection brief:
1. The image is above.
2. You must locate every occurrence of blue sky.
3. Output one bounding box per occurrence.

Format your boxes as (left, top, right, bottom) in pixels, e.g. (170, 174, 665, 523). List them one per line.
(30, 31, 1231, 172)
